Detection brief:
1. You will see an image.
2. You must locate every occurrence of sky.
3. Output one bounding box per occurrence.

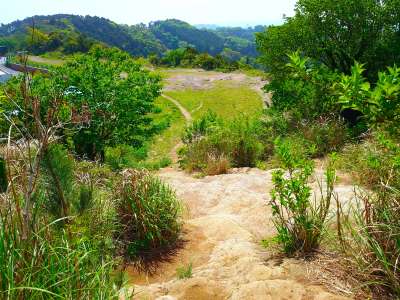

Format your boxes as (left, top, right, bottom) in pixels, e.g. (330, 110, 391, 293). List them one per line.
(1, 0, 297, 27)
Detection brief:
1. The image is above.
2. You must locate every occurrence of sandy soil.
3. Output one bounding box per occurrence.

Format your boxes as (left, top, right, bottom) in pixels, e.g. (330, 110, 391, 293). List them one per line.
(122, 166, 356, 300)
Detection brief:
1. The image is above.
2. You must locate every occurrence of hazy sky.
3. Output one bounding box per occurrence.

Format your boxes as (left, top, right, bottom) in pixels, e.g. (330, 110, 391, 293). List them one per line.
(2, 0, 297, 26)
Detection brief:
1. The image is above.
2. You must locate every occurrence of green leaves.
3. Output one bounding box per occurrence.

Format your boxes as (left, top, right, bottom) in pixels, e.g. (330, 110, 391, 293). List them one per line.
(336, 63, 400, 131)
(55, 46, 161, 159)
(256, 0, 400, 79)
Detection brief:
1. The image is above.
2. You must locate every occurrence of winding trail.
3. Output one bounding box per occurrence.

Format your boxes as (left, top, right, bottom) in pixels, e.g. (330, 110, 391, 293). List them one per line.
(161, 94, 193, 164)
(162, 94, 192, 123)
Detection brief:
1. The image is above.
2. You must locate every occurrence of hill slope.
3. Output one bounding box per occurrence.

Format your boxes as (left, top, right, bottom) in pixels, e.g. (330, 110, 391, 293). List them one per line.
(0, 14, 265, 57)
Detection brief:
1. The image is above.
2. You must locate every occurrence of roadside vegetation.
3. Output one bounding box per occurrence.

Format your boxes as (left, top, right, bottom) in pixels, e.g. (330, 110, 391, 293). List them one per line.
(0, 47, 182, 298)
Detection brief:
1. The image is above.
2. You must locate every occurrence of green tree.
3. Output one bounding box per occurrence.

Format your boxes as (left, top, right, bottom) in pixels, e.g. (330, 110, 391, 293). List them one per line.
(256, 0, 400, 78)
(58, 46, 162, 160)
(1, 46, 162, 161)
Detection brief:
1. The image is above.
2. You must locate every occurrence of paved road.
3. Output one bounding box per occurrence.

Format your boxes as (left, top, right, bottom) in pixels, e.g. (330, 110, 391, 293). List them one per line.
(0, 64, 20, 76)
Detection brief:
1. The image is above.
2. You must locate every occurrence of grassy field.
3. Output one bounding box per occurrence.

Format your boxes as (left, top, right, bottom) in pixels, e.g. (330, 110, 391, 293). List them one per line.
(145, 96, 186, 162)
(145, 80, 264, 163)
(165, 81, 263, 118)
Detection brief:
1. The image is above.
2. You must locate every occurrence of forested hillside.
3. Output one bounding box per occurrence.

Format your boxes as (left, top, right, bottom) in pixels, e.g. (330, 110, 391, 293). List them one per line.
(0, 14, 264, 58)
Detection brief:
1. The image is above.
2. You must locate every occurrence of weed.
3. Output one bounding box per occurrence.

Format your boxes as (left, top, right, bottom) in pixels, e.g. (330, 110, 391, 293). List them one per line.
(270, 139, 336, 255)
(176, 262, 193, 279)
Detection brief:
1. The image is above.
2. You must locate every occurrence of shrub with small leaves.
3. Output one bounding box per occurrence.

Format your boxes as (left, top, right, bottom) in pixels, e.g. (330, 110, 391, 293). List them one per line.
(270, 138, 336, 255)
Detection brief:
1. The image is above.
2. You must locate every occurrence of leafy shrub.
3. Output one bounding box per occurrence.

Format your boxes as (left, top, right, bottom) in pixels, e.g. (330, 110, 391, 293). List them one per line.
(180, 113, 264, 174)
(228, 116, 264, 167)
(105, 144, 147, 171)
(270, 139, 336, 255)
(336, 63, 400, 134)
(265, 51, 339, 121)
(182, 110, 221, 144)
(115, 170, 182, 259)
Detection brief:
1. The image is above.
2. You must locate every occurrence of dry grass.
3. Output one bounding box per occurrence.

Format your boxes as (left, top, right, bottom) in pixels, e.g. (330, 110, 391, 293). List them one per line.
(204, 154, 230, 176)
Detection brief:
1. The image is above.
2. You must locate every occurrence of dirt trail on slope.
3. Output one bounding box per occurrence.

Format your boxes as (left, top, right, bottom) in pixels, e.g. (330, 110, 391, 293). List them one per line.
(162, 94, 193, 122)
(161, 94, 192, 164)
(125, 167, 356, 300)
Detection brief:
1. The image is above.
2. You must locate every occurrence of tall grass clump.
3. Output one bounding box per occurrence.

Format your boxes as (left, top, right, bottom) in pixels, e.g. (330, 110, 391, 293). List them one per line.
(0, 212, 120, 299)
(338, 132, 400, 190)
(336, 133, 400, 297)
(337, 187, 400, 297)
(270, 139, 336, 255)
(180, 111, 264, 175)
(115, 169, 182, 260)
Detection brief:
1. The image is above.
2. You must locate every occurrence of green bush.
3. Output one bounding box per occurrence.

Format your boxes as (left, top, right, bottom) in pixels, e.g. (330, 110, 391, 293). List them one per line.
(182, 110, 221, 144)
(115, 170, 182, 259)
(336, 63, 400, 134)
(180, 113, 264, 174)
(228, 116, 264, 167)
(105, 144, 146, 171)
(265, 52, 339, 121)
(270, 139, 336, 255)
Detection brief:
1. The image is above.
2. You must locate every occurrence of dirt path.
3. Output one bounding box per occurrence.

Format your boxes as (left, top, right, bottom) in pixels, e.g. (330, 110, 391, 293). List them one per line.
(162, 94, 193, 122)
(161, 94, 192, 164)
(125, 167, 355, 300)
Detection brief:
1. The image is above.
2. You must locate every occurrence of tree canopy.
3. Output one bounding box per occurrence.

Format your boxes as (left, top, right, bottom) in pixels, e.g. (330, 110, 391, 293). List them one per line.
(256, 0, 400, 78)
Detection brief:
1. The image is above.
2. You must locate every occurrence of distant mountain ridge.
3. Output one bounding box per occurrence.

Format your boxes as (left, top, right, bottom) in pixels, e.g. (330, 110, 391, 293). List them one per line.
(0, 14, 266, 58)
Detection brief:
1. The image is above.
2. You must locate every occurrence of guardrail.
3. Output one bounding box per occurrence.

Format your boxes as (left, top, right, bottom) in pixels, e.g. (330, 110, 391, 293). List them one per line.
(6, 63, 49, 74)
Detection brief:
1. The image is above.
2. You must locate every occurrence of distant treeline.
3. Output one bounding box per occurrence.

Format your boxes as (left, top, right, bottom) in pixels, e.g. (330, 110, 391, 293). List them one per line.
(149, 46, 260, 71)
(0, 15, 265, 59)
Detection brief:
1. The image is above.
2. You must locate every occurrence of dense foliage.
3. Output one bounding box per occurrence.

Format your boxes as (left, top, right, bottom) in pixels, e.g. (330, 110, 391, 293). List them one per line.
(0, 15, 265, 59)
(256, 0, 400, 296)
(0, 54, 181, 298)
(151, 46, 251, 71)
(256, 0, 400, 79)
(2, 46, 162, 160)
